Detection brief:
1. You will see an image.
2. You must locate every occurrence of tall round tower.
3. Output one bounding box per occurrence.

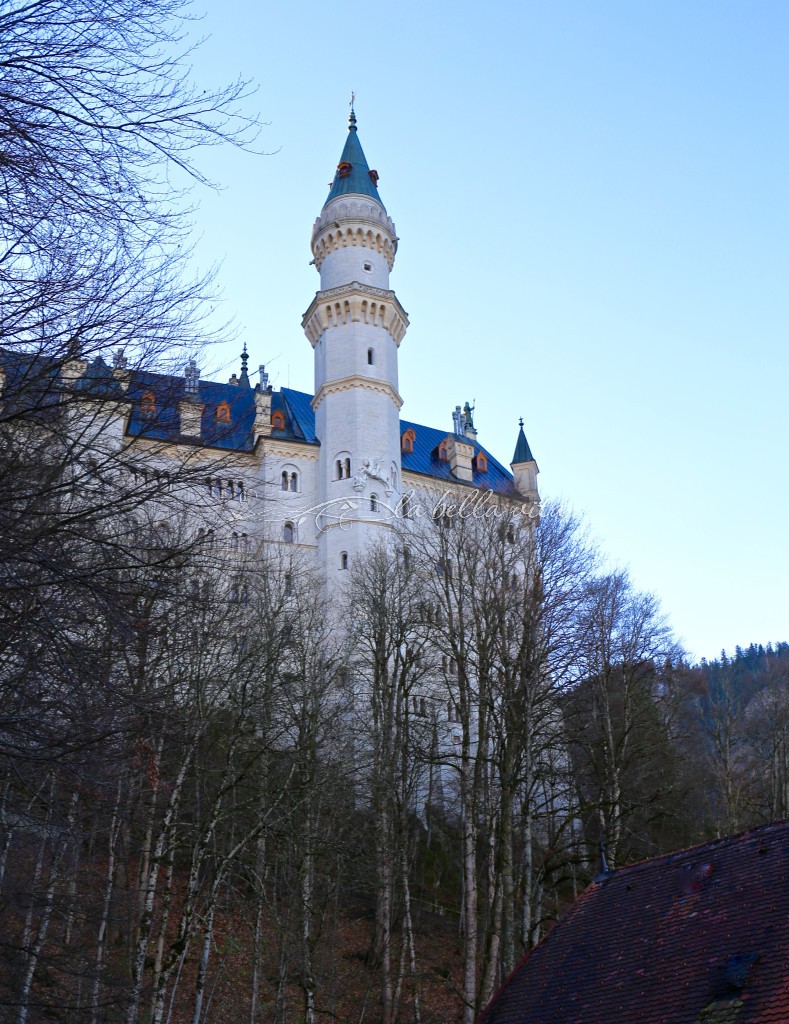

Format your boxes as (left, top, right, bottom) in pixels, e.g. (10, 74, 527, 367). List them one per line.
(302, 110, 408, 582)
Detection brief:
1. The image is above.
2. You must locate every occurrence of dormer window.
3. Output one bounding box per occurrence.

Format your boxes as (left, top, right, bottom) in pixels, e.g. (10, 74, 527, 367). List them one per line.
(438, 440, 448, 462)
(216, 401, 231, 423)
(401, 428, 415, 453)
(337, 161, 352, 179)
(140, 391, 156, 416)
(271, 409, 285, 431)
(475, 451, 488, 473)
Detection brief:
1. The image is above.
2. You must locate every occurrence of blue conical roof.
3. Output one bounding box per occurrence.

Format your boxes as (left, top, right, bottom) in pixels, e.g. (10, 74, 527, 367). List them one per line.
(324, 110, 385, 210)
(512, 420, 535, 464)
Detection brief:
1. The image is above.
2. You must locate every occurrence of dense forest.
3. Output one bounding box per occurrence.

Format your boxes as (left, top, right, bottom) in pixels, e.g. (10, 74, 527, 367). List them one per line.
(1, 2, 787, 1022)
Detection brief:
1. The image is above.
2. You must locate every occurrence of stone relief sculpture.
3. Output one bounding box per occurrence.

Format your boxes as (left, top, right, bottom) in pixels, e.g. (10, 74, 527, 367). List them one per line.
(352, 455, 393, 495)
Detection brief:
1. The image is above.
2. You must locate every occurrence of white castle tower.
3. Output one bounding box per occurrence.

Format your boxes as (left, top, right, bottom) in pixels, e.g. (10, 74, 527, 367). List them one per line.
(302, 109, 409, 582)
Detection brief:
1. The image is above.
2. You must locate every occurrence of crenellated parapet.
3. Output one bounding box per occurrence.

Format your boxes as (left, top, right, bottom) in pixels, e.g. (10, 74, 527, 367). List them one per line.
(302, 282, 409, 346)
(311, 197, 398, 271)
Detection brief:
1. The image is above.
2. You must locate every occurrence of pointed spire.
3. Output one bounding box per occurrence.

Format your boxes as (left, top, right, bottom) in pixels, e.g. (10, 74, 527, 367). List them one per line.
(239, 343, 250, 387)
(324, 106, 385, 210)
(512, 418, 535, 464)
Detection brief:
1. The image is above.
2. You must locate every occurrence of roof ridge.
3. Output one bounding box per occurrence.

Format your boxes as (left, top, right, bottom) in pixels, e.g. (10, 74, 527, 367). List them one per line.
(598, 818, 789, 877)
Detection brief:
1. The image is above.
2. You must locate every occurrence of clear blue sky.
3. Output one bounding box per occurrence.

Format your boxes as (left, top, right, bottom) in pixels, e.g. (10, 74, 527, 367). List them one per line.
(183, 0, 788, 663)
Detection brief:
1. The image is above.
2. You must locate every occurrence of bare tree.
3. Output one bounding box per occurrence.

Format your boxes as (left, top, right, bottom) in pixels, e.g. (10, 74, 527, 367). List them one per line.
(565, 570, 683, 869)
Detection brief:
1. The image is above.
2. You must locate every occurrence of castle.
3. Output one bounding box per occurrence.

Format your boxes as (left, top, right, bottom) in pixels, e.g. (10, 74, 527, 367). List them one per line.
(61, 109, 540, 576)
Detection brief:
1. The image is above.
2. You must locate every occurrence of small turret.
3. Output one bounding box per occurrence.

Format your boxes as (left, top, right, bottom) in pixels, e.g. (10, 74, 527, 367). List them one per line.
(511, 418, 539, 502)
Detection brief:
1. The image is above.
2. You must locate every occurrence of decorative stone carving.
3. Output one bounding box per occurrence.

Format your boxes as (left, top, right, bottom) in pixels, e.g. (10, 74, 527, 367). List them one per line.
(311, 375, 403, 412)
(352, 456, 393, 495)
(302, 282, 409, 346)
(311, 198, 398, 271)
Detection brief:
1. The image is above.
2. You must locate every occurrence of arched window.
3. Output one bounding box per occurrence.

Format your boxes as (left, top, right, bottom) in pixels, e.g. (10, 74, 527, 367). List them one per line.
(205, 478, 213, 496)
(226, 481, 235, 499)
(282, 466, 299, 492)
(344, 457, 351, 478)
(336, 460, 343, 480)
(271, 409, 286, 431)
(370, 493, 378, 512)
(284, 572, 292, 596)
(401, 428, 415, 453)
(367, 348, 374, 365)
(237, 481, 245, 501)
(240, 533, 249, 551)
(339, 551, 348, 570)
(284, 522, 294, 544)
(229, 532, 239, 552)
(140, 390, 156, 416)
(475, 451, 488, 473)
(216, 401, 231, 423)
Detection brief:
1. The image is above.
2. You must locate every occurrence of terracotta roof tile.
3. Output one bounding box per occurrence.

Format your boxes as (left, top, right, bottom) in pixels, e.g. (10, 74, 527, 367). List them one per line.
(478, 821, 789, 1024)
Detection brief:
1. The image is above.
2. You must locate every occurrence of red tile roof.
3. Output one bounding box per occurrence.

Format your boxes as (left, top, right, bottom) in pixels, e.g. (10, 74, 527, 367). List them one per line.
(478, 821, 789, 1024)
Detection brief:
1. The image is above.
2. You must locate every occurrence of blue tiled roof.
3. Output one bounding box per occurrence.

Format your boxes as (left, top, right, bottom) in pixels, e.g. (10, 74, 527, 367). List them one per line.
(0, 349, 61, 416)
(124, 373, 512, 492)
(399, 419, 515, 496)
(324, 115, 385, 210)
(275, 389, 514, 495)
(73, 356, 125, 397)
(281, 388, 319, 442)
(126, 372, 258, 452)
